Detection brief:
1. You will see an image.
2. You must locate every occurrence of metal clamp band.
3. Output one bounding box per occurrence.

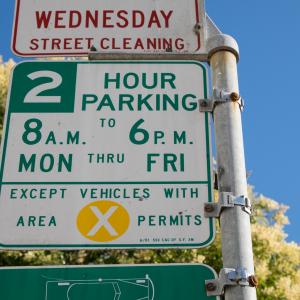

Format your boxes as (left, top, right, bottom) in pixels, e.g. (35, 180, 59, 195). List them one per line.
(205, 267, 258, 296)
(199, 88, 244, 113)
(204, 192, 252, 218)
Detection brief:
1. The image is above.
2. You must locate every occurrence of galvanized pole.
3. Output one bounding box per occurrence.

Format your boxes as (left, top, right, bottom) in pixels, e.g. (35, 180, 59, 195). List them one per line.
(207, 35, 257, 299)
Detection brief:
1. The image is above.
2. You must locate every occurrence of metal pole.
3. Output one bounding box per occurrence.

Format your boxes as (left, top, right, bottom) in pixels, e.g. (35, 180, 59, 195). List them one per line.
(207, 35, 257, 300)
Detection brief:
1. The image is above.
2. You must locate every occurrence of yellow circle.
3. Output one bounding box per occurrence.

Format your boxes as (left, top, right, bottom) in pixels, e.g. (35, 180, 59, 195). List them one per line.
(77, 200, 130, 242)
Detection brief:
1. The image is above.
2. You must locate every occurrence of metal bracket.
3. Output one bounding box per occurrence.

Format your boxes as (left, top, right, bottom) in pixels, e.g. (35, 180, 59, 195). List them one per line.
(204, 192, 251, 218)
(205, 14, 222, 40)
(205, 267, 257, 296)
(199, 88, 244, 113)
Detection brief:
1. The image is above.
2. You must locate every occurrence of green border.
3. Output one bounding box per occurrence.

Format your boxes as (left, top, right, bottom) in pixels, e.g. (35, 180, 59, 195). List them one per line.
(2, 181, 208, 185)
(0, 61, 214, 249)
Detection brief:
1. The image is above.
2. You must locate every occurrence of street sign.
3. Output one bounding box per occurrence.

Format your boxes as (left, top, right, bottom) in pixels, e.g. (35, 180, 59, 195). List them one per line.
(0, 61, 214, 249)
(0, 264, 218, 300)
(12, 0, 206, 57)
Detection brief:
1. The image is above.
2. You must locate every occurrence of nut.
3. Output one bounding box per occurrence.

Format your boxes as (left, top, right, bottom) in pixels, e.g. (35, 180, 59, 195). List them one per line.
(206, 282, 217, 292)
(248, 275, 259, 287)
(200, 100, 208, 107)
(165, 46, 172, 52)
(230, 92, 240, 102)
(90, 45, 97, 52)
(204, 203, 215, 213)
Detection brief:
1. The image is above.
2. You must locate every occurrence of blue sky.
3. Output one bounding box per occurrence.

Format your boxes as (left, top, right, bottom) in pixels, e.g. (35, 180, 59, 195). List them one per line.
(206, 0, 300, 243)
(0, 1, 299, 243)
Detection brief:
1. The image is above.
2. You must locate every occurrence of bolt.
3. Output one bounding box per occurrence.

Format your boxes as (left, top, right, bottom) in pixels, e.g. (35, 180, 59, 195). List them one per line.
(204, 203, 215, 213)
(218, 167, 225, 177)
(248, 275, 259, 287)
(200, 100, 208, 107)
(194, 23, 202, 32)
(230, 92, 240, 102)
(206, 282, 217, 292)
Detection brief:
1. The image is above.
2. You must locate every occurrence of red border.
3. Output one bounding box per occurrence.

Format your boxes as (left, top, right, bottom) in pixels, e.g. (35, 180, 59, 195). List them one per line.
(12, 0, 203, 57)
(11, 0, 22, 56)
(12, 0, 89, 57)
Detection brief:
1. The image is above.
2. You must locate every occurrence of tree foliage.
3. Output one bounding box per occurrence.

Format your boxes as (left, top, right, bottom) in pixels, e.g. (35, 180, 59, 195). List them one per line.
(0, 57, 14, 139)
(249, 188, 300, 299)
(0, 59, 299, 299)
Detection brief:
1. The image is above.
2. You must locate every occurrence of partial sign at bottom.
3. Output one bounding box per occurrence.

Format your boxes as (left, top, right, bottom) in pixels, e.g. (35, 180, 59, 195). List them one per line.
(0, 264, 218, 300)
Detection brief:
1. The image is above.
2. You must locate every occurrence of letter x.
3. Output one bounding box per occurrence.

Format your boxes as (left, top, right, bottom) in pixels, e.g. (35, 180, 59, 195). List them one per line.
(87, 206, 118, 237)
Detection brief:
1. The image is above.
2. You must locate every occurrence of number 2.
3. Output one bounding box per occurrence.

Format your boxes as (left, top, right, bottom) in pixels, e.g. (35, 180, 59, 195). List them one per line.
(24, 71, 62, 103)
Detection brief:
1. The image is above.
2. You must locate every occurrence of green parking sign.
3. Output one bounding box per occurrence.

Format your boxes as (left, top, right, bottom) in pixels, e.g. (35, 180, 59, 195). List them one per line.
(0, 264, 218, 300)
(0, 61, 214, 249)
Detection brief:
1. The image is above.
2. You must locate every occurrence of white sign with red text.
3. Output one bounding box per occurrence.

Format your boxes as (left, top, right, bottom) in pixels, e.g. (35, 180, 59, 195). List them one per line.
(12, 0, 206, 57)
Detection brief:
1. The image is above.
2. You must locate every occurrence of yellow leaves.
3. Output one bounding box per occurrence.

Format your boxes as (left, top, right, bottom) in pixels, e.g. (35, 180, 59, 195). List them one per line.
(0, 56, 15, 92)
(252, 208, 300, 299)
(253, 223, 285, 245)
(255, 260, 270, 278)
(245, 186, 300, 299)
(251, 186, 290, 227)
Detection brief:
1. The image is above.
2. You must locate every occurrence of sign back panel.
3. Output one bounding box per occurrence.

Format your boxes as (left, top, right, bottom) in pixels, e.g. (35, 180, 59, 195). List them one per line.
(12, 0, 206, 57)
(0, 61, 214, 249)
